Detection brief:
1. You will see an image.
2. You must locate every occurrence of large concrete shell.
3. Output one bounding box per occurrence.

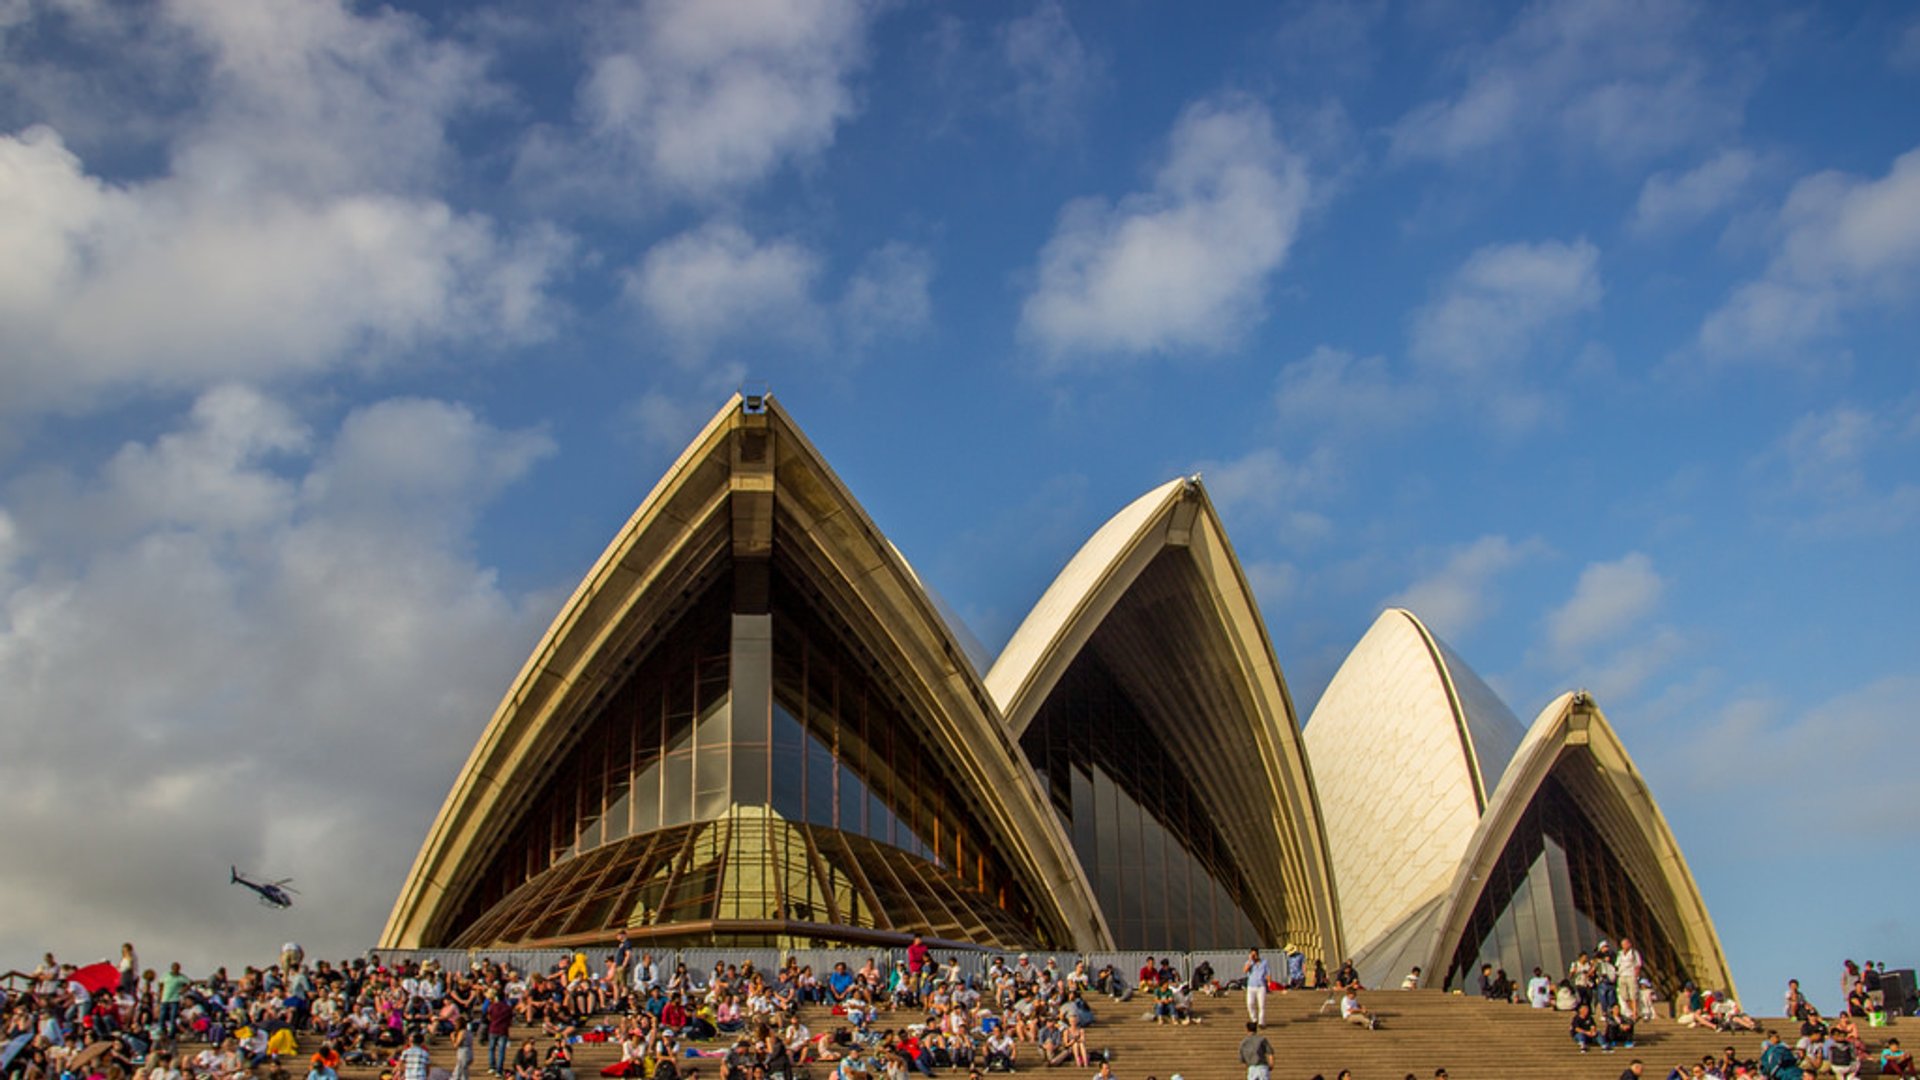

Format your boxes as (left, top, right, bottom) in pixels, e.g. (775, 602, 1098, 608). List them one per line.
(1302, 609, 1526, 971)
(987, 478, 1343, 960)
(1422, 691, 1737, 998)
(381, 396, 1109, 951)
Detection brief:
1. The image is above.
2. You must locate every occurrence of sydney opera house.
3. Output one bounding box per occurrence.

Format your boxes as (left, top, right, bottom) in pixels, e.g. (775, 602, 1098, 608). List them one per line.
(382, 394, 1736, 998)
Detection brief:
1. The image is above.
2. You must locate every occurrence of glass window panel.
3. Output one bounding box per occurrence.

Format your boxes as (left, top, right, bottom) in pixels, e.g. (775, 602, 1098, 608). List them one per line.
(663, 752, 693, 828)
(633, 758, 662, 834)
(732, 745, 769, 808)
(696, 696, 729, 750)
(770, 705, 805, 821)
(695, 743, 730, 821)
(603, 784, 631, 845)
(806, 736, 835, 827)
(838, 760, 867, 837)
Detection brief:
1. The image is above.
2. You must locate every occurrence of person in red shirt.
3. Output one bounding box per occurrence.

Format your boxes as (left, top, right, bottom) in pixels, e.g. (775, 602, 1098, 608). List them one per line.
(1137, 957, 1159, 991)
(486, 989, 516, 1076)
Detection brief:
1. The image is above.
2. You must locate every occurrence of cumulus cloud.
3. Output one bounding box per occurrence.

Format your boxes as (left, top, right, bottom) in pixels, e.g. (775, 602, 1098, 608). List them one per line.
(627, 221, 826, 360)
(0, 386, 554, 969)
(998, 0, 1105, 143)
(1410, 238, 1602, 376)
(1699, 146, 1920, 358)
(1192, 447, 1337, 550)
(1390, 0, 1749, 167)
(1387, 534, 1546, 640)
(1630, 147, 1758, 236)
(624, 221, 930, 363)
(517, 0, 874, 209)
(1018, 95, 1311, 362)
(1546, 551, 1665, 657)
(0, 0, 569, 415)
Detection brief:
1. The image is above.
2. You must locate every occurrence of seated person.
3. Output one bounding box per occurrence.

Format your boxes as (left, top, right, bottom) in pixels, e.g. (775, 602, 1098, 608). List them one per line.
(1340, 990, 1377, 1031)
(1757, 1032, 1802, 1080)
(1190, 961, 1216, 996)
(512, 1039, 541, 1080)
(982, 1030, 1016, 1073)
(1151, 983, 1175, 1024)
(1881, 1039, 1916, 1077)
(1825, 1033, 1860, 1080)
(1570, 1006, 1602, 1052)
(1605, 1005, 1637, 1049)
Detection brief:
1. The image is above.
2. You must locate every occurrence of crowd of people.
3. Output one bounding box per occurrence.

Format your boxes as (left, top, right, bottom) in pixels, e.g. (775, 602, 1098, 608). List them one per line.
(8, 939, 1913, 1080)
(2, 936, 1226, 1080)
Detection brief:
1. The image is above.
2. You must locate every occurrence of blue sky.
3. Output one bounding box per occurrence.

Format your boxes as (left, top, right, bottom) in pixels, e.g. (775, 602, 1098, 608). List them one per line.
(2, 0, 1916, 1013)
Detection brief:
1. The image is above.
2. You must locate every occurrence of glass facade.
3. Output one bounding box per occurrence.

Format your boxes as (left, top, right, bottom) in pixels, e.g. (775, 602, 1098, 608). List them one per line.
(1443, 768, 1694, 997)
(448, 815, 1033, 949)
(1022, 650, 1264, 951)
(444, 565, 1045, 949)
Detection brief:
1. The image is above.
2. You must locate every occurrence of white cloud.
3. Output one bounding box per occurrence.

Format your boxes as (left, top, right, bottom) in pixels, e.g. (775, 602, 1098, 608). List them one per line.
(626, 221, 825, 361)
(0, 386, 554, 969)
(998, 0, 1104, 143)
(1700, 146, 1920, 358)
(1273, 346, 1431, 430)
(1755, 403, 1920, 536)
(1387, 534, 1545, 639)
(1390, 0, 1748, 167)
(1631, 147, 1758, 236)
(1410, 238, 1602, 378)
(1019, 95, 1310, 361)
(517, 0, 874, 208)
(1546, 551, 1665, 657)
(1194, 447, 1336, 518)
(624, 221, 928, 363)
(0, 0, 569, 415)
(163, 0, 495, 196)
(1893, 16, 1920, 72)
(1678, 676, 1920, 843)
(1577, 624, 1685, 701)
(839, 242, 934, 351)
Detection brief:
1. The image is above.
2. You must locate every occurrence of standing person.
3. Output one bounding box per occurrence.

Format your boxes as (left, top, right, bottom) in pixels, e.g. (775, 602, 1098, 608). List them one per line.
(451, 1016, 473, 1080)
(1242, 950, 1269, 1028)
(486, 988, 515, 1077)
(159, 961, 191, 1040)
(1616, 939, 1643, 1017)
(612, 932, 634, 1009)
(119, 943, 140, 995)
(1237, 1022, 1271, 1080)
(399, 1033, 433, 1080)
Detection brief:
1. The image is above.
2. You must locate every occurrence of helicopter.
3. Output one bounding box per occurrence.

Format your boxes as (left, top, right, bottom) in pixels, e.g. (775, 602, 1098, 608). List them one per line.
(230, 866, 298, 908)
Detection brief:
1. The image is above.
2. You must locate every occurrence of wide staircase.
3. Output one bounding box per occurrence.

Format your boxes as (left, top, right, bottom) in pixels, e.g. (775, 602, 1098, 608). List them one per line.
(310, 991, 1901, 1080)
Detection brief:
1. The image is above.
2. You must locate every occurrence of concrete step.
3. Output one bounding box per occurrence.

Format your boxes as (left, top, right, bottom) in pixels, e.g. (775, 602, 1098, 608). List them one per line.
(289, 991, 1902, 1080)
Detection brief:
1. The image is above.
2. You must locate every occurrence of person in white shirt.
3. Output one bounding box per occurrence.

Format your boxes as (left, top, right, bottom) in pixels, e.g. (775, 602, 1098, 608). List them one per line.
(1615, 939, 1644, 1016)
(1340, 989, 1378, 1030)
(1527, 968, 1553, 1009)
